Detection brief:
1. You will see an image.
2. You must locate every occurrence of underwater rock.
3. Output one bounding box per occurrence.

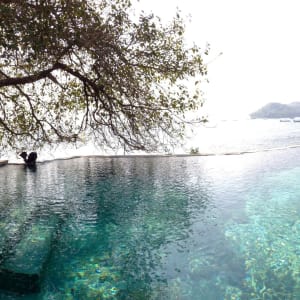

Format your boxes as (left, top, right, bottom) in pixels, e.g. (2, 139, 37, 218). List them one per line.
(62, 254, 123, 299)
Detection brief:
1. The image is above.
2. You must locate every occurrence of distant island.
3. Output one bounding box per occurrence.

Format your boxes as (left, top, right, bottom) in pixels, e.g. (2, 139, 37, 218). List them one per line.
(250, 102, 300, 119)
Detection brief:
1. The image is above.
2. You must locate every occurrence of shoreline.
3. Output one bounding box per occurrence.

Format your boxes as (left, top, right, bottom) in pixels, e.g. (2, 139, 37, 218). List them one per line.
(1, 144, 300, 166)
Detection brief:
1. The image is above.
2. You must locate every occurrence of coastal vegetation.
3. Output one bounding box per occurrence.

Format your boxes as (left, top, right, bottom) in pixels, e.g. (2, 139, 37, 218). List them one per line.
(0, 0, 207, 152)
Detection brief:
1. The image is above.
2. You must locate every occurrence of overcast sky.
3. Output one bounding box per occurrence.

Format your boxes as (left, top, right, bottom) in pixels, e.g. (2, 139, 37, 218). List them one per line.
(137, 0, 300, 119)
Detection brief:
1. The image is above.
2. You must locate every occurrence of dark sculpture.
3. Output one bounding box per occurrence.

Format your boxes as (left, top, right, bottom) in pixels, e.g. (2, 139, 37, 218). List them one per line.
(20, 152, 37, 167)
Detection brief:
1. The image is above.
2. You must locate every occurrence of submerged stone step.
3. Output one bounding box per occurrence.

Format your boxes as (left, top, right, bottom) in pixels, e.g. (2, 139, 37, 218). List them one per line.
(0, 205, 35, 263)
(0, 269, 39, 294)
(0, 216, 58, 294)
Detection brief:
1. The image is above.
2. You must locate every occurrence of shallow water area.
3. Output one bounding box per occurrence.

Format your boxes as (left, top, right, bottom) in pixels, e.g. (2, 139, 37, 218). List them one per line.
(0, 149, 299, 299)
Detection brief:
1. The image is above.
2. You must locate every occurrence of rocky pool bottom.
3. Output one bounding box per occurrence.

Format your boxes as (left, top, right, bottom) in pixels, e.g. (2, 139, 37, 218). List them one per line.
(0, 150, 299, 299)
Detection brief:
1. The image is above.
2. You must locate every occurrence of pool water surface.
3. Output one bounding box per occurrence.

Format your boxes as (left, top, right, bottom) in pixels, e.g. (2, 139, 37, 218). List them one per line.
(0, 150, 299, 299)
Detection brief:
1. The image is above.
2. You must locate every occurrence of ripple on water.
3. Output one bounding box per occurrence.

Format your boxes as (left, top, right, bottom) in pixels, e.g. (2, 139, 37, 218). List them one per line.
(0, 153, 299, 299)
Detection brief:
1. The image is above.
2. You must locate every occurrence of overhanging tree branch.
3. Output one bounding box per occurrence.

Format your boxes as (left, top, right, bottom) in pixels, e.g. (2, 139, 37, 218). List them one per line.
(0, 0, 208, 151)
(0, 65, 61, 88)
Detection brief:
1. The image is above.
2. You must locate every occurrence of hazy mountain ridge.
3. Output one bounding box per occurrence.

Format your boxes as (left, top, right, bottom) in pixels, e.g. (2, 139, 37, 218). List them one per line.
(250, 102, 300, 119)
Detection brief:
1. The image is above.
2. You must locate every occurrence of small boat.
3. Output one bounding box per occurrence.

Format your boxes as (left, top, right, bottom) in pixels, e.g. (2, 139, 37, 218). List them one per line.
(280, 118, 291, 122)
(293, 117, 300, 122)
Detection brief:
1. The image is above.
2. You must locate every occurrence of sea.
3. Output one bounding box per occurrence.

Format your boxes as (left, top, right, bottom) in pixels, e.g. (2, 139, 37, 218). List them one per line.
(183, 118, 300, 155)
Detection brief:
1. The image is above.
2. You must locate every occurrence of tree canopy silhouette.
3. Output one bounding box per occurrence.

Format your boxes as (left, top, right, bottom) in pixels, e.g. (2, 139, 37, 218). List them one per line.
(0, 0, 207, 151)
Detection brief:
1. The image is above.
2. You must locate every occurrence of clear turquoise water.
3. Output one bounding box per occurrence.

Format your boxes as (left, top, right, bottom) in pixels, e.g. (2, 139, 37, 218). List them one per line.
(0, 149, 299, 299)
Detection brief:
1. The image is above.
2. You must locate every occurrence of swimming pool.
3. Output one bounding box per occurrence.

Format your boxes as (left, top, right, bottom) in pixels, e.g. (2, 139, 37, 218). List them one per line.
(0, 150, 299, 299)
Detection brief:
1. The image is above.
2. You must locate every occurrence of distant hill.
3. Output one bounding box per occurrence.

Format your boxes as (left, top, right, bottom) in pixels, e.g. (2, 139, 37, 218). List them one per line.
(250, 102, 300, 119)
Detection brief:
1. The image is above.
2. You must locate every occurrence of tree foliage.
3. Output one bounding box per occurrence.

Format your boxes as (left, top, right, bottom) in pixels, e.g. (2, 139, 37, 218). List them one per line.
(0, 0, 207, 152)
